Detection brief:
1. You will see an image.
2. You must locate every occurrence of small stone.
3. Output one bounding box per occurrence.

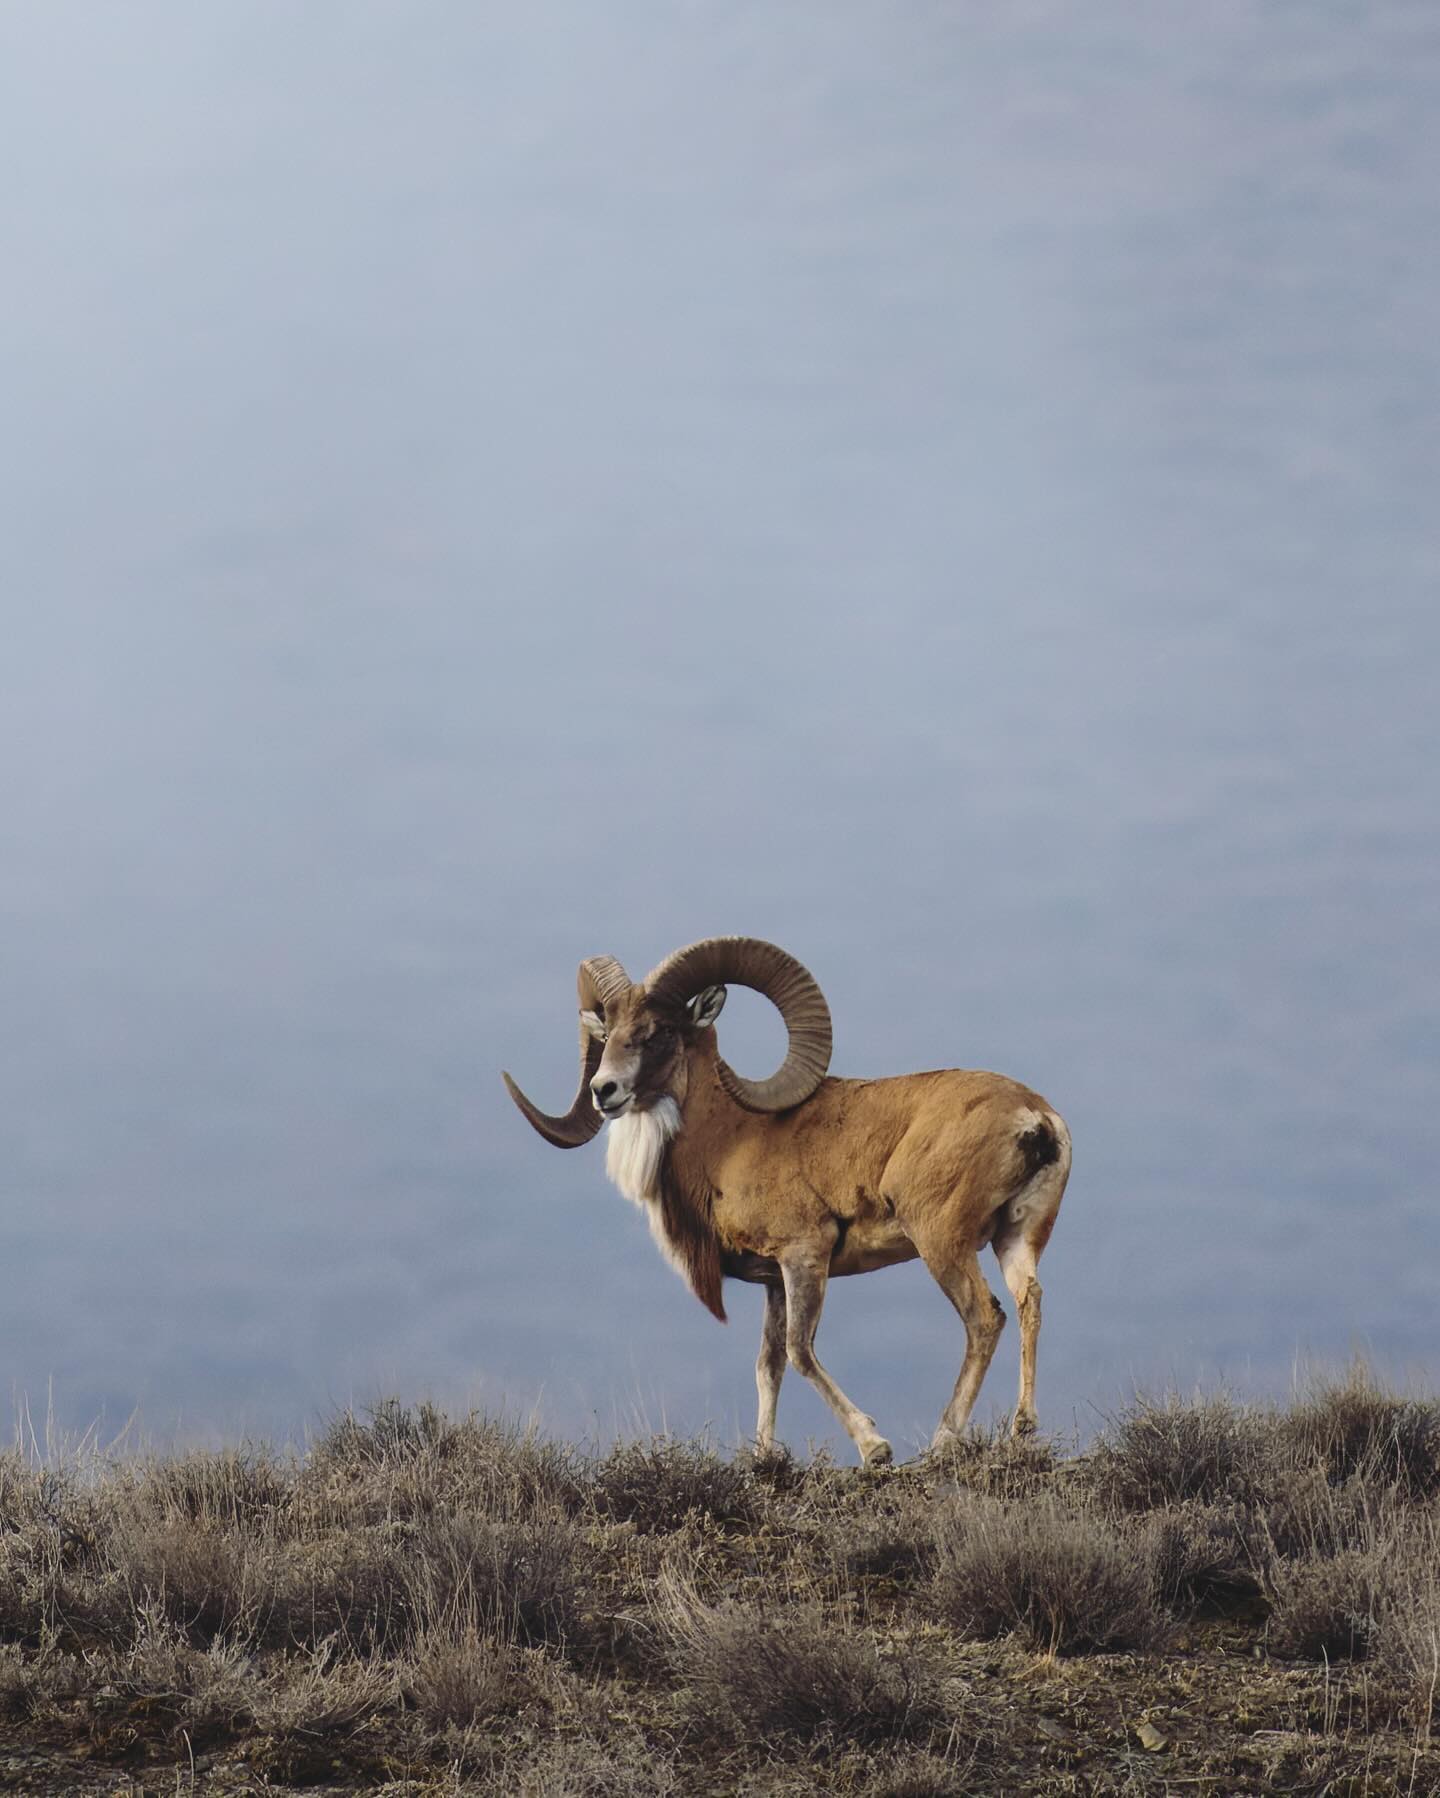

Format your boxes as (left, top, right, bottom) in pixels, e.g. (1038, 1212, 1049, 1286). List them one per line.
(1136, 1721, 1168, 1752)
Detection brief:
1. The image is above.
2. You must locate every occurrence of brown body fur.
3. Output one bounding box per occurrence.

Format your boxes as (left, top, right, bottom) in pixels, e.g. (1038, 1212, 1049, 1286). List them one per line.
(673, 1040, 1059, 1299)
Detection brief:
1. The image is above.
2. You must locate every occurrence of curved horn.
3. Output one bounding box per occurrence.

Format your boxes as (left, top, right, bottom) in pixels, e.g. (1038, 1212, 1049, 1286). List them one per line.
(643, 937, 832, 1112)
(502, 955, 633, 1148)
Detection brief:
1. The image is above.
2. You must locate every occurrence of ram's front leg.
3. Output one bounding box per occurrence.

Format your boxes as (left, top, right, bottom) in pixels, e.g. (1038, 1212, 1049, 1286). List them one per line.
(779, 1246, 892, 1466)
(755, 1282, 787, 1450)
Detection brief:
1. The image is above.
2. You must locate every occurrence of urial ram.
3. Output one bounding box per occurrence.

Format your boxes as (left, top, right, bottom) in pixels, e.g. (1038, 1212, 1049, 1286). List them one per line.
(503, 937, 1070, 1465)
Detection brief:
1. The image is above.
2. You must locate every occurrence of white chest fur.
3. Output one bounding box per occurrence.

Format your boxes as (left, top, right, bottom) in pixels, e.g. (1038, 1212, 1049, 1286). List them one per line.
(604, 1099, 686, 1279)
(604, 1098, 681, 1204)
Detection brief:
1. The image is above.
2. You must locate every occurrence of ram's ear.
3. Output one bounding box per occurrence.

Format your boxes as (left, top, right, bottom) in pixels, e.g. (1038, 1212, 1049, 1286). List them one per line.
(579, 1009, 608, 1041)
(686, 985, 727, 1029)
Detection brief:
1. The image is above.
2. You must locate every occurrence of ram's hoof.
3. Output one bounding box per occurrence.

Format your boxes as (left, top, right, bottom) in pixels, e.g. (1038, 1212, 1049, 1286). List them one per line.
(861, 1439, 894, 1468)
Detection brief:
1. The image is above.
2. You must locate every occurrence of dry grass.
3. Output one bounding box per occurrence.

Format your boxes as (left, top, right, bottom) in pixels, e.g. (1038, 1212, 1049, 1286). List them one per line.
(3, 1379, 1440, 1792)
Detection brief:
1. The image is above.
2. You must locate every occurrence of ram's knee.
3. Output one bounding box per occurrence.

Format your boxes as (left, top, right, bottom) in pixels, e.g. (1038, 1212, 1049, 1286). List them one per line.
(786, 1340, 818, 1378)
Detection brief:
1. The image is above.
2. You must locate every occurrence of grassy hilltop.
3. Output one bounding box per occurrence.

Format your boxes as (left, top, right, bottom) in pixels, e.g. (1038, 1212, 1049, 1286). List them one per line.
(3, 1371, 1440, 1795)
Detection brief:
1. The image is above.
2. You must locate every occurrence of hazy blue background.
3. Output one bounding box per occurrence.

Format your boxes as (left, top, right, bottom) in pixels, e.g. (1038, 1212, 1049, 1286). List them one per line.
(2, 3, 1436, 1454)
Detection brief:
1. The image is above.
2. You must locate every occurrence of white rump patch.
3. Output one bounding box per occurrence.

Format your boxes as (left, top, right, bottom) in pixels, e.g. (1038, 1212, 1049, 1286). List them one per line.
(604, 1098, 687, 1281)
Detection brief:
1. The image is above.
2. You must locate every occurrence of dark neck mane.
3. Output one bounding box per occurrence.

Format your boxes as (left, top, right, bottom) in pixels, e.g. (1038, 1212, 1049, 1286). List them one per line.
(658, 1152, 726, 1322)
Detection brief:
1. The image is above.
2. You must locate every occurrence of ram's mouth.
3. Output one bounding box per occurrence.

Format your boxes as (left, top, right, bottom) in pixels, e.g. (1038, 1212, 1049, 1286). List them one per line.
(595, 1094, 634, 1120)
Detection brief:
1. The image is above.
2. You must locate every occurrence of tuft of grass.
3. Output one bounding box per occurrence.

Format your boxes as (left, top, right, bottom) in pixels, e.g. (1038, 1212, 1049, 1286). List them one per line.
(510, 1728, 684, 1796)
(931, 1497, 1167, 1655)
(1380, 1557, 1440, 1725)
(656, 1572, 945, 1749)
(110, 1513, 257, 1645)
(590, 1438, 762, 1534)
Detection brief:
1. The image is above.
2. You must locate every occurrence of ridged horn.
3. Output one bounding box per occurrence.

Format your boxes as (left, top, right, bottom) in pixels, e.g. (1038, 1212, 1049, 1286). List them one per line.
(643, 936, 832, 1112)
(503, 955, 633, 1148)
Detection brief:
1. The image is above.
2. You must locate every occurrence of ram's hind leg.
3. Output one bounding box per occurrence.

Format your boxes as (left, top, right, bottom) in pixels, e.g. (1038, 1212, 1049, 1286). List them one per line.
(755, 1282, 787, 1451)
(991, 1120, 1070, 1436)
(920, 1246, 1007, 1449)
(779, 1250, 891, 1467)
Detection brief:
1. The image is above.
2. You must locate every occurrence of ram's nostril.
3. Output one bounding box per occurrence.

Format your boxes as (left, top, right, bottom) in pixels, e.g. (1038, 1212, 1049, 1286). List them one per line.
(592, 1080, 618, 1105)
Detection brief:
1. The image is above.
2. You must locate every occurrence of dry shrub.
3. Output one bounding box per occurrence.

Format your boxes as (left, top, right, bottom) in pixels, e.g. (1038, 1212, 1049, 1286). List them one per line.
(306, 1400, 584, 1525)
(510, 1727, 683, 1796)
(924, 1426, 1058, 1501)
(0, 1641, 39, 1718)
(112, 1518, 412, 1654)
(0, 1641, 83, 1720)
(407, 1626, 539, 1731)
(96, 1608, 259, 1743)
(404, 1514, 587, 1650)
(1380, 1564, 1440, 1723)
(0, 1459, 110, 1645)
(931, 1497, 1165, 1655)
(590, 1439, 761, 1534)
(1089, 1395, 1276, 1510)
(1142, 1504, 1262, 1616)
(1267, 1547, 1399, 1662)
(1261, 1467, 1395, 1563)
(252, 1640, 396, 1780)
(656, 1574, 943, 1748)
(110, 1514, 256, 1644)
(1280, 1370, 1440, 1497)
(259, 1530, 414, 1652)
(136, 1448, 291, 1528)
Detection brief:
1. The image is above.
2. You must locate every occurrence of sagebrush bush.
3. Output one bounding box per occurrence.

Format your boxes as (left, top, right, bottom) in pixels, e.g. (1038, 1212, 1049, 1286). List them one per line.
(136, 1447, 291, 1528)
(658, 1576, 943, 1748)
(403, 1514, 587, 1650)
(1280, 1372, 1440, 1498)
(407, 1625, 535, 1731)
(931, 1497, 1166, 1655)
(925, 1426, 1058, 1501)
(591, 1438, 761, 1534)
(97, 1609, 259, 1744)
(1089, 1395, 1276, 1510)
(1143, 1503, 1262, 1616)
(1261, 1467, 1394, 1563)
(305, 1401, 586, 1525)
(1266, 1547, 1397, 1662)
